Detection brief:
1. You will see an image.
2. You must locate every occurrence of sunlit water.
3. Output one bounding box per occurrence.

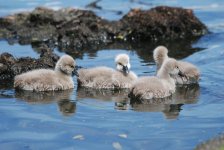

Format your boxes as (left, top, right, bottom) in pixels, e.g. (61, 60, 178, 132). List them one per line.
(1, 0, 224, 150)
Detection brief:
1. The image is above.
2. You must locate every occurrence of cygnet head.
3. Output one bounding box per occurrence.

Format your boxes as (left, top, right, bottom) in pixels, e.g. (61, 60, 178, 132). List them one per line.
(115, 54, 131, 75)
(160, 58, 181, 76)
(153, 45, 169, 66)
(55, 55, 77, 76)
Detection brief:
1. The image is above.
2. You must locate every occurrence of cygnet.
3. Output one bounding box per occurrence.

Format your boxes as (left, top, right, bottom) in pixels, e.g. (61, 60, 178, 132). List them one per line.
(78, 54, 137, 89)
(14, 55, 77, 91)
(129, 58, 181, 100)
(153, 46, 200, 84)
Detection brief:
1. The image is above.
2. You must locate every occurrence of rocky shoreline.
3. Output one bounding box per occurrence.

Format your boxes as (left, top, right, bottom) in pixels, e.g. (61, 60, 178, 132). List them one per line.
(0, 6, 207, 50)
(0, 47, 59, 80)
(0, 6, 208, 80)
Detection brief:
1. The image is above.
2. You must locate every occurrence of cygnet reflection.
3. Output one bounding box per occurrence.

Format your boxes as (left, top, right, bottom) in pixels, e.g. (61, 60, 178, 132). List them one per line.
(77, 87, 130, 110)
(15, 89, 76, 116)
(0, 80, 13, 89)
(130, 84, 200, 119)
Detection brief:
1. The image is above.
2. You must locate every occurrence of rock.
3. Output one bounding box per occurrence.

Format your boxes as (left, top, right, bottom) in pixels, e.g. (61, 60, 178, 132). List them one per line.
(0, 53, 16, 79)
(120, 6, 208, 41)
(0, 47, 59, 80)
(0, 53, 16, 64)
(0, 6, 208, 80)
(0, 63, 7, 72)
(195, 134, 224, 150)
(0, 6, 208, 52)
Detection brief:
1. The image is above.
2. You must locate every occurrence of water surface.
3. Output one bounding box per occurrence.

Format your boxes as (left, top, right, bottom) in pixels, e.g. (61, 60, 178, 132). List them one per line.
(1, 0, 224, 150)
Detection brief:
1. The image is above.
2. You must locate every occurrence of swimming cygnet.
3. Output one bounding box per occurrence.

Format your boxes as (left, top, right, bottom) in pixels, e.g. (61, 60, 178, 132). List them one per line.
(153, 46, 200, 84)
(14, 55, 77, 91)
(129, 58, 181, 100)
(78, 54, 137, 89)
(112, 54, 138, 88)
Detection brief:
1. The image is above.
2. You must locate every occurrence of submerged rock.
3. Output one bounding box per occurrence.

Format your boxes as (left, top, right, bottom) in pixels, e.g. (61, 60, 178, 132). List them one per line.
(0, 47, 59, 80)
(0, 6, 208, 51)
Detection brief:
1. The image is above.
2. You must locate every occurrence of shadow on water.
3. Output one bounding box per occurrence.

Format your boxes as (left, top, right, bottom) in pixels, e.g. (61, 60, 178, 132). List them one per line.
(130, 84, 200, 119)
(14, 89, 76, 116)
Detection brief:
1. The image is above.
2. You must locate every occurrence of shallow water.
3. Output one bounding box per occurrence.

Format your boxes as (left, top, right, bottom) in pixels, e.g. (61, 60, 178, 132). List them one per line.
(1, 0, 224, 150)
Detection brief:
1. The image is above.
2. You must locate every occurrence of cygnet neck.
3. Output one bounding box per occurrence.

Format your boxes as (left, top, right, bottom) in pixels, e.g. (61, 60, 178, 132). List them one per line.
(156, 55, 168, 70)
(157, 64, 171, 80)
(55, 64, 70, 77)
(157, 64, 176, 89)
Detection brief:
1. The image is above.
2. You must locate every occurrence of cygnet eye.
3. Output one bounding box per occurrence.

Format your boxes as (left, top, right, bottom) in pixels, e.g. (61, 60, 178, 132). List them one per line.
(175, 66, 179, 69)
(118, 62, 123, 66)
(70, 65, 74, 68)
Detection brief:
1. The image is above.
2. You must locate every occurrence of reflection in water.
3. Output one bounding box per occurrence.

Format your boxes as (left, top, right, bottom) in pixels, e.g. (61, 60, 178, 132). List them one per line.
(15, 89, 76, 116)
(130, 84, 200, 119)
(57, 39, 203, 61)
(173, 84, 200, 104)
(57, 99, 76, 116)
(77, 87, 130, 110)
(0, 80, 14, 98)
(0, 79, 13, 89)
(77, 84, 200, 117)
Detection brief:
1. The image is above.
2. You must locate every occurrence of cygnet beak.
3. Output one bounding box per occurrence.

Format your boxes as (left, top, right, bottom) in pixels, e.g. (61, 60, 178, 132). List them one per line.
(178, 70, 185, 77)
(75, 65, 83, 70)
(72, 69, 79, 77)
(123, 65, 129, 75)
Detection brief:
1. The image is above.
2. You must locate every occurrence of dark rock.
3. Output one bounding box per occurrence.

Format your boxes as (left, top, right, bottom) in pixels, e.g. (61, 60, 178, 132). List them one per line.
(120, 6, 208, 41)
(0, 6, 208, 52)
(195, 134, 224, 150)
(0, 48, 59, 80)
(0, 53, 16, 79)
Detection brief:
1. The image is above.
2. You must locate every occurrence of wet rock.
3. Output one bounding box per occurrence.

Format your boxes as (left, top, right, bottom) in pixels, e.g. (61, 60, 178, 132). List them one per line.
(119, 6, 208, 41)
(0, 53, 16, 79)
(0, 47, 59, 80)
(195, 134, 224, 150)
(0, 6, 208, 52)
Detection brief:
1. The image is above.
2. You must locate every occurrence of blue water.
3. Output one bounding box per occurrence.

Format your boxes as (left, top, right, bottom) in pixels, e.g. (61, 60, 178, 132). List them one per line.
(1, 0, 224, 150)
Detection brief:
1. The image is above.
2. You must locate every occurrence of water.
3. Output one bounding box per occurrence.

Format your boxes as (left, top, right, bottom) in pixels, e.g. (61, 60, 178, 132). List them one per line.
(0, 0, 224, 150)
